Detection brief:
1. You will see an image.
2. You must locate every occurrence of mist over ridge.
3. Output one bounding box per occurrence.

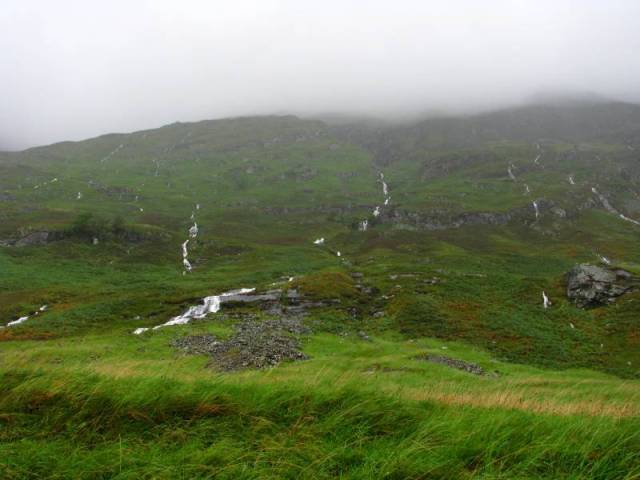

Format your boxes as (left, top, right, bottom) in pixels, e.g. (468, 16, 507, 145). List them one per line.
(2, 0, 640, 150)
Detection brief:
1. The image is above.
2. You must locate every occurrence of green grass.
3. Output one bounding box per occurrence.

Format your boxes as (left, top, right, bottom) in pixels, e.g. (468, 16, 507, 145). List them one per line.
(1, 331, 639, 479)
(2, 113, 640, 477)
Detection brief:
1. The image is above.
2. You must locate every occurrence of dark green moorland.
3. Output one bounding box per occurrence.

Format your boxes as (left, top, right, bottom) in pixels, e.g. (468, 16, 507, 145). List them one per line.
(1, 102, 639, 478)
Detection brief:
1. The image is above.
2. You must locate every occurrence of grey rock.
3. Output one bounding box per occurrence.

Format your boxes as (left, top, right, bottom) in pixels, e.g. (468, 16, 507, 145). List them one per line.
(171, 334, 220, 355)
(566, 264, 636, 308)
(172, 317, 309, 371)
(14, 231, 51, 247)
(614, 269, 633, 280)
(416, 354, 488, 376)
(223, 291, 281, 304)
(357, 330, 372, 341)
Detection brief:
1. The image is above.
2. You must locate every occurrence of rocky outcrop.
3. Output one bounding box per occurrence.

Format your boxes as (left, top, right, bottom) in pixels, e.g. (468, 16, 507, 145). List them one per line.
(16, 231, 52, 247)
(259, 196, 594, 232)
(1, 227, 149, 248)
(566, 264, 636, 308)
(379, 200, 556, 231)
(0, 231, 65, 247)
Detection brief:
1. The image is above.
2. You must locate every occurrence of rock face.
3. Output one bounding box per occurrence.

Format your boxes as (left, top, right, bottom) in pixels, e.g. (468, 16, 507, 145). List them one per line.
(379, 200, 558, 231)
(1, 229, 146, 248)
(0, 231, 56, 247)
(566, 264, 635, 308)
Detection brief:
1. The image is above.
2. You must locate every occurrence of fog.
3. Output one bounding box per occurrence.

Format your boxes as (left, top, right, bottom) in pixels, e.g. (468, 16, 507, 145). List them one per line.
(2, 0, 640, 150)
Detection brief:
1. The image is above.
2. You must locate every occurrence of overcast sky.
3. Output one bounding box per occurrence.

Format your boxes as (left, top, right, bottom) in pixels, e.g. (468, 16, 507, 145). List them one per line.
(2, 0, 640, 150)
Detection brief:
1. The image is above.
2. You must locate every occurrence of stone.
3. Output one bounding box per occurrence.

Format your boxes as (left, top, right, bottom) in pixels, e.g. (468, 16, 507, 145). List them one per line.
(357, 330, 371, 341)
(566, 264, 635, 308)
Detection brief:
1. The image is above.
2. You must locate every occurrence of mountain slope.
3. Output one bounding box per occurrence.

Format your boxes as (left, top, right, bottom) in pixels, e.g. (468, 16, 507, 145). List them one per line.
(1, 102, 639, 478)
(1, 103, 640, 375)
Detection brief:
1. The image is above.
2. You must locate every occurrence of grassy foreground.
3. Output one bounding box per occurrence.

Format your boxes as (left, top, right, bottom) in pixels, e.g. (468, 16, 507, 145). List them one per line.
(1, 331, 639, 479)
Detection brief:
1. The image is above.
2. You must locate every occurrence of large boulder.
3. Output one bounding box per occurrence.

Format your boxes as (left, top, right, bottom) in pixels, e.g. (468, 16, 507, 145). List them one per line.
(566, 264, 635, 308)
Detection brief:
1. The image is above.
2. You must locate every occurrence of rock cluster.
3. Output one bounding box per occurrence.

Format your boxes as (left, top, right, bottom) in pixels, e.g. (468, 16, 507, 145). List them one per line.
(171, 317, 309, 371)
(416, 354, 487, 376)
(172, 334, 219, 355)
(566, 264, 635, 308)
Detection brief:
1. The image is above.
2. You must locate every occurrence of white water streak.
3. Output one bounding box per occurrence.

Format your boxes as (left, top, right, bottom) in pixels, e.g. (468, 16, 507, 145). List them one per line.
(599, 254, 611, 265)
(183, 205, 199, 273)
(359, 171, 390, 230)
(133, 288, 255, 334)
(592, 187, 640, 226)
(542, 292, 550, 309)
(100, 144, 124, 163)
(182, 258, 192, 272)
(7, 316, 29, 327)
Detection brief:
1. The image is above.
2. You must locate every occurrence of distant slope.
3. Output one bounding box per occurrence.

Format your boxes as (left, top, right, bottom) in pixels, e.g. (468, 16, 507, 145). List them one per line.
(335, 100, 640, 159)
(1, 101, 639, 378)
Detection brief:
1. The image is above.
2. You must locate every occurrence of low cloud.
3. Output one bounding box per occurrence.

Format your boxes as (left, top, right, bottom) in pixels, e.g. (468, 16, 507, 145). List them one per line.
(2, 0, 640, 149)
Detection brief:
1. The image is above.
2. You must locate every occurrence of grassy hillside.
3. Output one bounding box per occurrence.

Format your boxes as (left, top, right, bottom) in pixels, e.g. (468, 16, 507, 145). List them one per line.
(1, 103, 639, 478)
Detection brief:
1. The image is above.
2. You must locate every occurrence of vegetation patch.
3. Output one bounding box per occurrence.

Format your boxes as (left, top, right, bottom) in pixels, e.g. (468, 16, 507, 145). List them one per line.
(290, 271, 359, 302)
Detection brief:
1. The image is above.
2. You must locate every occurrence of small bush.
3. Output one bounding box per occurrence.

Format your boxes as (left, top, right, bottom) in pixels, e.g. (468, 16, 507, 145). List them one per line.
(68, 213, 132, 241)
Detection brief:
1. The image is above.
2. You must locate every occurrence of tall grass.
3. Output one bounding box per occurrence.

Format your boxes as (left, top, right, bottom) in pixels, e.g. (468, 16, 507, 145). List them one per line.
(1, 369, 639, 479)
